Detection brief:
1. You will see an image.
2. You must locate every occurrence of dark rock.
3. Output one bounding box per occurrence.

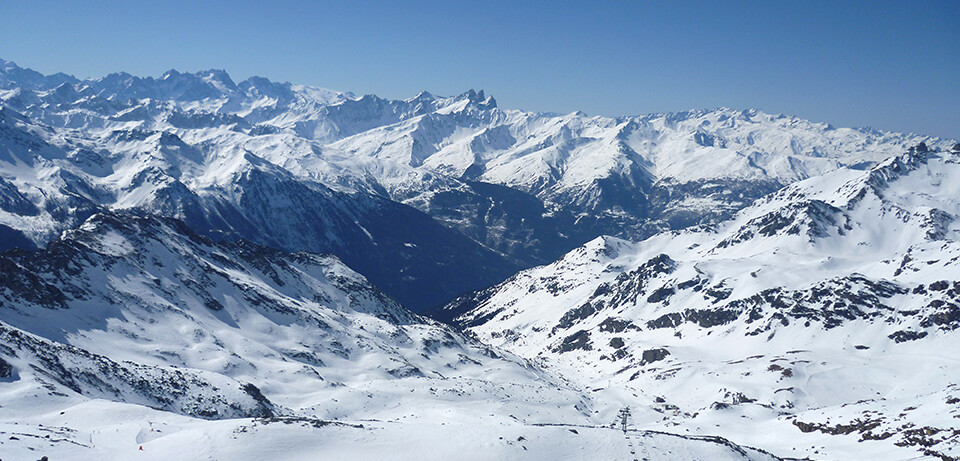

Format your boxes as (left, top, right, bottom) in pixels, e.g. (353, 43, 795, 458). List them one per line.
(888, 330, 928, 343)
(640, 348, 670, 365)
(553, 330, 592, 353)
(598, 317, 639, 333)
(929, 280, 950, 291)
(647, 286, 676, 304)
(554, 302, 598, 332)
(0, 356, 12, 378)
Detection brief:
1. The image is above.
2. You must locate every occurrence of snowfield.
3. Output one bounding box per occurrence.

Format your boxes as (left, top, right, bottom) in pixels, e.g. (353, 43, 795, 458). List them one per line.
(0, 400, 783, 461)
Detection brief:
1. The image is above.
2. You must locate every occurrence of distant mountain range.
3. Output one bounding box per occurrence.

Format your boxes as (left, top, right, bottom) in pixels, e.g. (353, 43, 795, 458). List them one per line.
(1, 58, 949, 312)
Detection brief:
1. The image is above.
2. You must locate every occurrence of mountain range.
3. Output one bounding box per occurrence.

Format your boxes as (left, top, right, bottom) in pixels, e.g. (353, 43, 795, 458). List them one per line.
(1, 57, 948, 312)
(0, 58, 958, 460)
(446, 143, 960, 459)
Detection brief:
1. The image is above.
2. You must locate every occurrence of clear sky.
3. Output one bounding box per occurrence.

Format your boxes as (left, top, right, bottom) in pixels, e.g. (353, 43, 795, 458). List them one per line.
(1, 0, 957, 138)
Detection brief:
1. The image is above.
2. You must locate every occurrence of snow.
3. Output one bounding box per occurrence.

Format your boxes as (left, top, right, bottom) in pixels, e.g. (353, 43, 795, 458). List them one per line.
(2, 61, 948, 251)
(1, 57, 959, 460)
(453, 148, 960, 460)
(0, 212, 782, 460)
(0, 400, 783, 461)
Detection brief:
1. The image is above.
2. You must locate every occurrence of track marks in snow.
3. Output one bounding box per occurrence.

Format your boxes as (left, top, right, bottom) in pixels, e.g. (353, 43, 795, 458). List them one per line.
(625, 431, 645, 461)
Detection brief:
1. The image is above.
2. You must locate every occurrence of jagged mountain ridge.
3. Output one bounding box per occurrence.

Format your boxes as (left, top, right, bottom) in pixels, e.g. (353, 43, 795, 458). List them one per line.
(445, 144, 960, 460)
(0, 101, 520, 310)
(1, 58, 952, 311)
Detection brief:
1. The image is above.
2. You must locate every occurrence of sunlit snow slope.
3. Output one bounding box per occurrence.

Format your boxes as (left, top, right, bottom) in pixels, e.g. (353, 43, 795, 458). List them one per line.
(449, 144, 960, 460)
(0, 212, 782, 460)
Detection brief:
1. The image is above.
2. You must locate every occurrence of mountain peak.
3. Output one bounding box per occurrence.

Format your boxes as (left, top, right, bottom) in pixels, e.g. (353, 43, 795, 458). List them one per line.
(577, 235, 635, 261)
(410, 90, 435, 100)
(0, 57, 79, 91)
(196, 68, 239, 91)
(1, 58, 17, 71)
(446, 88, 496, 111)
(459, 88, 495, 106)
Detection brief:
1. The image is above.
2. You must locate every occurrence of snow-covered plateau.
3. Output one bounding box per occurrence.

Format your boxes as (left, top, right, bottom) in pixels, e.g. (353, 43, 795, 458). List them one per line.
(0, 58, 958, 459)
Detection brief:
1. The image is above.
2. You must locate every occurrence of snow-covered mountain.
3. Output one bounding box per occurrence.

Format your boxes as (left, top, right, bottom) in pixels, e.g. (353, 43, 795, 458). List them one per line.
(0, 211, 538, 414)
(0, 212, 565, 452)
(443, 143, 960, 460)
(0, 92, 520, 310)
(0, 211, 785, 460)
(2, 57, 959, 459)
(1, 58, 951, 312)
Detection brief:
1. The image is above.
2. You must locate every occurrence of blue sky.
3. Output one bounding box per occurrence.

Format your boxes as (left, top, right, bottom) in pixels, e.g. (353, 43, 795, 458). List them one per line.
(1, 0, 957, 138)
